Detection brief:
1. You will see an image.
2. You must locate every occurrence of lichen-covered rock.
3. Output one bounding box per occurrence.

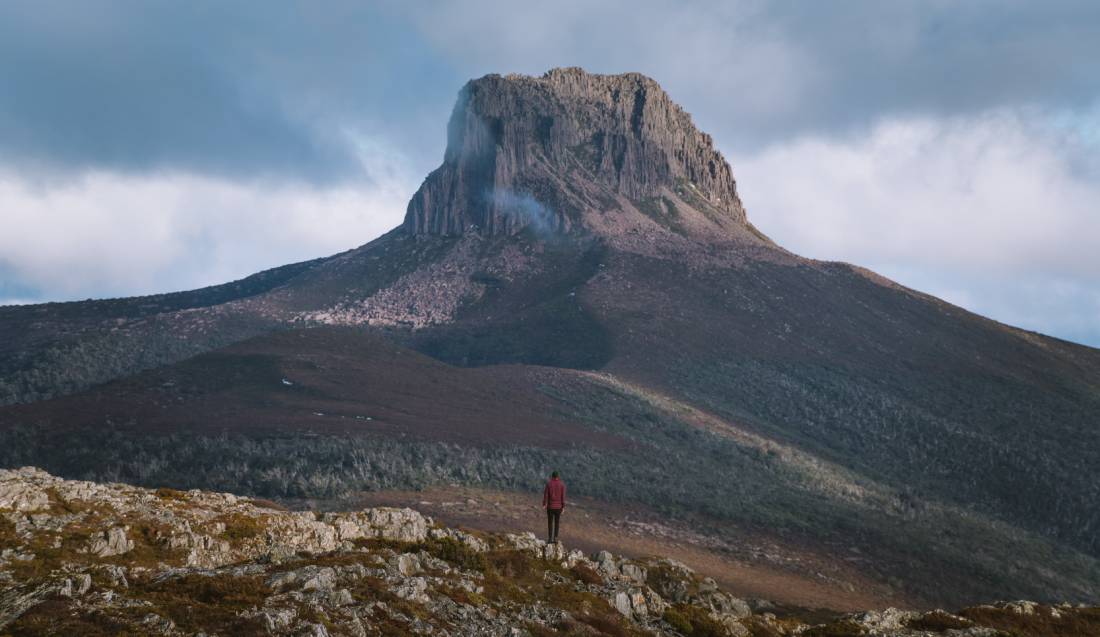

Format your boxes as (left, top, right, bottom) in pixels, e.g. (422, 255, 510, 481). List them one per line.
(394, 576, 429, 603)
(429, 526, 489, 553)
(620, 562, 648, 586)
(394, 553, 421, 576)
(1, 468, 1094, 637)
(87, 526, 134, 557)
(851, 607, 920, 633)
(0, 468, 51, 511)
(322, 507, 431, 543)
(57, 574, 92, 598)
(999, 599, 1040, 615)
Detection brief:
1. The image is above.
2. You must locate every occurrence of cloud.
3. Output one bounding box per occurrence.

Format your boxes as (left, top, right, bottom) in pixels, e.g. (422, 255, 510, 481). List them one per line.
(0, 2, 458, 183)
(0, 138, 415, 302)
(0, 1, 1097, 348)
(6, 0, 1096, 181)
(485, 189, 556, 235)
(404, 0, 1100, 151)
(737, 109, 1100, 345)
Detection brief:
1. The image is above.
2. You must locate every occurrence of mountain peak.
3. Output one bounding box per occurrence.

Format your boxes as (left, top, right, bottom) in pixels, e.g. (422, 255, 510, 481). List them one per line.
(404, 68, 747, 237)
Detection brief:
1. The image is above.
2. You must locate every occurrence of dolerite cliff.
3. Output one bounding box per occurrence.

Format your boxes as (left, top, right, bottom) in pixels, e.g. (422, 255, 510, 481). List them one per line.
(405, 67, 748, 237)
(1, 469, 1095, 637)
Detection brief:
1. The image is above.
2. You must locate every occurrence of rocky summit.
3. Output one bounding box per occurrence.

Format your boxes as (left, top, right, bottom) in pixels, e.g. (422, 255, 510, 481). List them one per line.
(405, 68, 748, 237)
(2, 468, 1097, 637)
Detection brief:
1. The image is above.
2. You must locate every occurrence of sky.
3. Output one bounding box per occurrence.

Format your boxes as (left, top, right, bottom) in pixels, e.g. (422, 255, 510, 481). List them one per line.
(1, 1, 1098, 346)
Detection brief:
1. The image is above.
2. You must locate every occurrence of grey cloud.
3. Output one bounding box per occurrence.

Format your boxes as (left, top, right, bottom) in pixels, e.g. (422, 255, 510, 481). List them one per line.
(486, 188, 556, 235)
(0, 1, 458, 183)
(1, 1, 1098, 348)
(4, 1, 1096, 179)
(406, 0, 1100, 151)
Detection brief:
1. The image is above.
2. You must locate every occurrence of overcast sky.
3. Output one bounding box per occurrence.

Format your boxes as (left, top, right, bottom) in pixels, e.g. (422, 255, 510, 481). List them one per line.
(1, 1, 1098, 346)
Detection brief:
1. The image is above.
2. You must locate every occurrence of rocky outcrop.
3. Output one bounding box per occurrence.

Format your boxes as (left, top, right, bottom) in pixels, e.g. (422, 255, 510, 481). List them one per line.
(405, 67, 748, 237)
(1, 467, 763, 635)
(1, 467, 1096, 636)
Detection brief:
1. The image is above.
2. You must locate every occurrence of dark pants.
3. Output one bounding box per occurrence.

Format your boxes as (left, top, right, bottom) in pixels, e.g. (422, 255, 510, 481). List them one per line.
(546, 508, 562, 542)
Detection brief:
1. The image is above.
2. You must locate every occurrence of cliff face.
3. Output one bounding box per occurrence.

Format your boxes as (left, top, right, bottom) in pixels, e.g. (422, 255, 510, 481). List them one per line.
(404, 67, 747, 236)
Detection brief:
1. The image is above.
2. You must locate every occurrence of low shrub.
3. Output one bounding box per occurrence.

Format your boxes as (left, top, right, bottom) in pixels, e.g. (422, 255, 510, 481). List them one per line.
(426, 537, 487, 572)
(662, 604, 729, 637)
(908, 610, 970, 631)
(154, 487, 187, 500)
(572, 562, 604, 585)
(801, 620, 864, 637)
(217, 513, 264, 541)
(130, 573, 269, 635)
(960, 604, 1100, 637)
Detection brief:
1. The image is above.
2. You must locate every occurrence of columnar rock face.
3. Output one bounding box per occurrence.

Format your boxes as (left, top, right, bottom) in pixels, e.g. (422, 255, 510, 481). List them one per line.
(404, 67, 747, 236)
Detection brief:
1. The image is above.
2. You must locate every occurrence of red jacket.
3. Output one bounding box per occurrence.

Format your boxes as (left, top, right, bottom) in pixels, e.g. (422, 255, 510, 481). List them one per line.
(543, 477, 566, 510)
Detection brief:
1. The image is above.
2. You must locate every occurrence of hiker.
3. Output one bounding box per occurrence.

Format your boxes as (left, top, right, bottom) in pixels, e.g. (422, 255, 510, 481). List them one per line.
(542, 471, 566, 543)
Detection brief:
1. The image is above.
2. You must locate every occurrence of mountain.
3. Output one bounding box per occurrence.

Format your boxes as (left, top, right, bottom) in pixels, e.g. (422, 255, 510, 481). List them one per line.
(8, 468, 1097, 637)
(2, 68, 1099, 609)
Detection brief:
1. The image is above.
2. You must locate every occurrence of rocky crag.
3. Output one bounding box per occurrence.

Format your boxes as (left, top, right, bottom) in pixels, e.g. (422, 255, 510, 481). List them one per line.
(405, 67, 753, 240)
(2, 469, 1096, 636)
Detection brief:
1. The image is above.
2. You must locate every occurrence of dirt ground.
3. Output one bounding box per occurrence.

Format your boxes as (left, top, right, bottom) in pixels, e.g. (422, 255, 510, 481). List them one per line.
(306, 484, 912, 612)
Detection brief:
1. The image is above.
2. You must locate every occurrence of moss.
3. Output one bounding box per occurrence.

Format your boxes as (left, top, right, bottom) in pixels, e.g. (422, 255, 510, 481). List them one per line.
(216, 512, 265, 541)
(347, 574, 434, 625)
(5, 599, 143, 637)
(128, 572, 270, 635)
(801, 620, 865, 637)
(646, 562, 698, 599)
(154, 487, 187, 500)
(295, 604, 340, 634)
(524, 621, 560, 637)
(350, 536, 487, 572)
(0, 514, 17, 544)
(571, 563, 603, 586)
(635, 196, 686, 234)
(8, 493, 145, 581)
(473, 548, 637, 636)
(246, 497, 289, 511)
(742, 615, 808, 637)
(44, 487, 96, 515)
(907, 610, 971, 631)
(439, 584, 488, 607)
(674, 178, 725, 224)
(663, 607, 694, 633)
(663, 604, 730, 637)
(426, 537, 487, 572)
(114, 519, 186, 569)
(576, 613, 633, 636)
(480, 552, 537, 605)
(959, 604, 1100, 637)
(8, 526, 95, 581)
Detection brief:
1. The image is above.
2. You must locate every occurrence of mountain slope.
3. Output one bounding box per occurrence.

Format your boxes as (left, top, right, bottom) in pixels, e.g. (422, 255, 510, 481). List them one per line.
(1, 68, 1098, 608)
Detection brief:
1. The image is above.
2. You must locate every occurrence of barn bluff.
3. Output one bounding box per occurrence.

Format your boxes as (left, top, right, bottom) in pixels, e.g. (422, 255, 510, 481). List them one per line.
(404, 67, 747, 237)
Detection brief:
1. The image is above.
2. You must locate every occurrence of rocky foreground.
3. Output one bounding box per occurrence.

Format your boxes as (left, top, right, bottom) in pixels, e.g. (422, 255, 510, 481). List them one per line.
(0, 468, 1096, 636)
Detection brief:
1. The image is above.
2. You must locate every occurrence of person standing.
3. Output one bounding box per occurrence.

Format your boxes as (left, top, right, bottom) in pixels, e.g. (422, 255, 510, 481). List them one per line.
(542, 471, 566, 543)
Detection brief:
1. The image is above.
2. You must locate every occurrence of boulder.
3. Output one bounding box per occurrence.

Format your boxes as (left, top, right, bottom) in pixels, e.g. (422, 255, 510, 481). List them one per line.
(87, 526, 134, 557)
(0, 469, 50, 512)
